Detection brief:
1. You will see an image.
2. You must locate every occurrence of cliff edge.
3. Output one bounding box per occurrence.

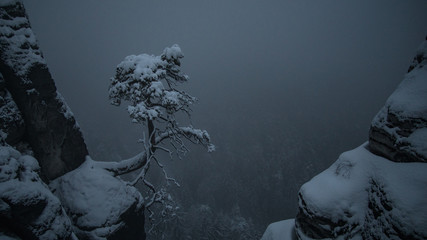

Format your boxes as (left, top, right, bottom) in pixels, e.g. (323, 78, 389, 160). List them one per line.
(262, 38, 427, 240)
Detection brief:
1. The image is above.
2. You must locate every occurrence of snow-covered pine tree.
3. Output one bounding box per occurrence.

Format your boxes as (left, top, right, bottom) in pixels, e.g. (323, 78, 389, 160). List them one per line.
(94, 44, 214, 223)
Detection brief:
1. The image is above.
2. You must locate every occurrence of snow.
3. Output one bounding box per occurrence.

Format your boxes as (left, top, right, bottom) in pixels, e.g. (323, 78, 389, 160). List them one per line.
(298, 143, 427, 238)
(0, 146, 73, 239)
(55, 91, 75, 120)
(264, 143, 427, 239)
(0, 81, 24, 140)
(26, 88, 38, 95)
(385, 64, 427, 119)
(128, 102, 160, 122)
(261, 219, 296, 240)
(406, 128, 427, 157)
(372, 38, 427, 121)
(109, 45, 192, 123)
(0, 2, 46, 78)
(162, 90, 181, 106)
(0, 233, 20, 240)
(180, 126, 216, 152)
(50, 156, 143, 239)
(147, 81, 164, 97)
(370, 39, 427, 160)
(116, 54, 165, 83)
(162, 44, 184, 61)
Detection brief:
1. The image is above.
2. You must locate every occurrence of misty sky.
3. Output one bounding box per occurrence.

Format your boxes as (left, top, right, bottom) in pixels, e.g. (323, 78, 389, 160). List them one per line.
(21, 0, 427, 160)
(17, 0, 427, 227)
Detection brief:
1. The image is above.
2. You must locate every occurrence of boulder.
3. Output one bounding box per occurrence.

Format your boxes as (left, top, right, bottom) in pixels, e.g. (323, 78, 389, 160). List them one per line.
(0, 146, 74, 240)
(295, 144, 427, 240)
(264, 38, 427, 240)
(50, 158, 146, 240)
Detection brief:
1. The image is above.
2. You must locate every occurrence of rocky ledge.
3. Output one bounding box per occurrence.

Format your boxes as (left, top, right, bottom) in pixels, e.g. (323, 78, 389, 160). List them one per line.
(368, 38, 427, 163)
(262, 38, 427, 240)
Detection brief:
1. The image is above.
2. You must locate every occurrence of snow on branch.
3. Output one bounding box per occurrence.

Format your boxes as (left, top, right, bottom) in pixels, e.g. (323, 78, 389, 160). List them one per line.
(179, 126, 215, 152)
(93, 151, 147, 176)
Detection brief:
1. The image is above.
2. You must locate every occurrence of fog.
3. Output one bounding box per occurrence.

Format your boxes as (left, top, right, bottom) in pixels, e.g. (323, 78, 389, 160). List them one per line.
(23, 0, 427, 238)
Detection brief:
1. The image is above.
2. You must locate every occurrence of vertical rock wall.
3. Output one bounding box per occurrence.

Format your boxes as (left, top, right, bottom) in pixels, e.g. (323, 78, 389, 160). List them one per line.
(0, 0, 88, 180)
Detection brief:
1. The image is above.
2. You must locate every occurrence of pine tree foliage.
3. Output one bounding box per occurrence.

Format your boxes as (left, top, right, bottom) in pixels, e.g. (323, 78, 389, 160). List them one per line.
(92, 45, 214, 227)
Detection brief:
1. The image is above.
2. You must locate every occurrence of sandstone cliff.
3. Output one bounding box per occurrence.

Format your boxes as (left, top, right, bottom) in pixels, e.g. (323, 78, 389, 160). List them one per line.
(0, 1, 145, 239)
(262, 38, 427, 240)
(0, 0, 88, 181)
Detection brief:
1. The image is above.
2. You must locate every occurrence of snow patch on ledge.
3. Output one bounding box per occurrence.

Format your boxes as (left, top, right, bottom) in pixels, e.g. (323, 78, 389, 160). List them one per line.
(50, 156, 144, 239)
(261, 219, 296, 240)
(298, 143, 427, 238)
(265, 143, 427, 239)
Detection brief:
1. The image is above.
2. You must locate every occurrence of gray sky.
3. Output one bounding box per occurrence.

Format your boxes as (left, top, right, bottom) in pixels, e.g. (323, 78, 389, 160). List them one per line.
(21, 0, 427, 225)
(22, 0, 427, 156)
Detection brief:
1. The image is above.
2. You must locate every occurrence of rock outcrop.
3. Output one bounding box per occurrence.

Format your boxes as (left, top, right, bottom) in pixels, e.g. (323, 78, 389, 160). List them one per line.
(0, 72, 24, 145)
(0, 146, 74, 240)
(0, 2, 147, 239)
(262, 38, 427, 240)
(0, 0, 88, 180)
(50, 158, 146, 240)
(295, 39, 427, 240)
(368, 38, 427, 163)
(295, 144, 427, 240)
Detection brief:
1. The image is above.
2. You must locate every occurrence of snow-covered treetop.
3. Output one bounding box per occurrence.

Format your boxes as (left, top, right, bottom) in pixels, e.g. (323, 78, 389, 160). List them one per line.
(109, 44, 193, 123)
(109, 44, 214, 153)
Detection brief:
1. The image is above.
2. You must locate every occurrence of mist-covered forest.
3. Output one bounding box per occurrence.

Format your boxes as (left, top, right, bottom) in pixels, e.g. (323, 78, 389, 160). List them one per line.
(20, 0, 427, 239)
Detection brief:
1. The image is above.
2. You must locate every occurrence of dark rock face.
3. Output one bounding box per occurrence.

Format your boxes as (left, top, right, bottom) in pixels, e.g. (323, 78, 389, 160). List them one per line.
(295, 192, 359, 239)
(368, 39, 427, 163)
(0, 1, 88, 180)
(0, 72, 24, 145)
(362, 179, 426, 240)
(108, 201, 146, 240)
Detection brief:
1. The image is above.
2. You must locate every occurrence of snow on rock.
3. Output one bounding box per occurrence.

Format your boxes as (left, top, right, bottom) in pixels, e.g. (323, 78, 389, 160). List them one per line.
(0, 1, 88, 180)
(264, 38, 427, 240)
(56, 91, 77, 121)
(369, 38, 427, 162)
(295, 143, 427, 240)
(50, 157, 145, 240)
(0, 73, 24, 145)
(0, 145, 74, 240)
(261, 219, 296, 240)
(0, 0, 45, 79)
